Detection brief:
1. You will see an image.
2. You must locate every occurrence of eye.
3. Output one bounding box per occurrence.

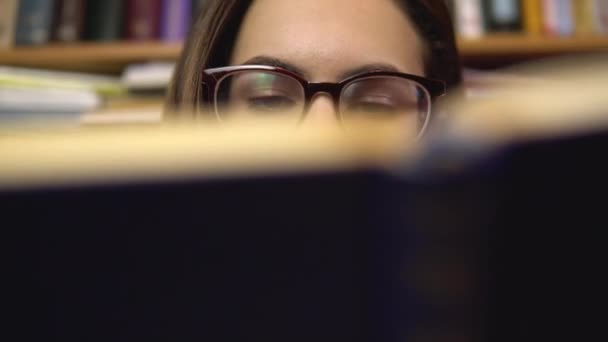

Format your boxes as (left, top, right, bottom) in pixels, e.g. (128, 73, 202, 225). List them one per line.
(247, 96, 297, 112)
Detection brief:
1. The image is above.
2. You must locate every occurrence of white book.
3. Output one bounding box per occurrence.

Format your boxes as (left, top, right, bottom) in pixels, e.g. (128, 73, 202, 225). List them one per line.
(455, 0, 485, 38)
(0, 87, 101, 114)
(121, 62, 176, 90)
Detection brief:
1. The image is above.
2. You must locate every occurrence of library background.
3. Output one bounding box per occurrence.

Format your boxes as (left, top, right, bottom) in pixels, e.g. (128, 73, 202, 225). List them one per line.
(0, 0, 607, 125)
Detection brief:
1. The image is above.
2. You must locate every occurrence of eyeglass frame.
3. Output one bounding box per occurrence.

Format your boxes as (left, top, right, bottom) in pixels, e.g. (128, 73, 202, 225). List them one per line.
(200, 65, 446, 134)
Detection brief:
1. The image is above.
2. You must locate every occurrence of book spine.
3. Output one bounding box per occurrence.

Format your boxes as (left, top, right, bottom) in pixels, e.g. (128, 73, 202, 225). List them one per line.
(455, 0, 485, 38)
(556, 0, 574, 36)
(483, 0, 522, 33)
(523, 0, 543, 35)
(83, 0, 124, 42)
(160, 0, 192, 41)
(596, 0, 608, 33)
(0, 0, 20, 48)
(126, 0, 162, 41)
(574, 0, 598, 35)
(542, 0, 560, 36)
(15, 0, 56, 45)
(52, 0, 85, 42)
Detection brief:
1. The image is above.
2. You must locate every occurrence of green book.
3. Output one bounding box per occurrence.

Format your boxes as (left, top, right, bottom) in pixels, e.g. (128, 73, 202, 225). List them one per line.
(83, 0, 124, 41)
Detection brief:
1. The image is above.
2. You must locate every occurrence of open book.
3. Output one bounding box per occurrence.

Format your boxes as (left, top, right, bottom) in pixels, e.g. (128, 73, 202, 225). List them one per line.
(2, 56, 607, 342)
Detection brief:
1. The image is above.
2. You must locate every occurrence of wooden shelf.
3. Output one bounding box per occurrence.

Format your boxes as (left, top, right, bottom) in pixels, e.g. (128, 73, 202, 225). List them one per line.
(0, 42, 182, 73)
(458, 35, 608, 67)
(1, 36, 608, 73)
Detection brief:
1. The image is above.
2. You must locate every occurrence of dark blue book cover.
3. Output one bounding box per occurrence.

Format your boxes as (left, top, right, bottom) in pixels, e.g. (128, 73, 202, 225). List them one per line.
(1, 126, 605, 341)
(15, 0, 56, 45)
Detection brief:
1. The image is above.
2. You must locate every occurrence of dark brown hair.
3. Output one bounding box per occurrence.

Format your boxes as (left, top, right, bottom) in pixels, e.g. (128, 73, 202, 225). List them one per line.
(166, 0, 462, 117)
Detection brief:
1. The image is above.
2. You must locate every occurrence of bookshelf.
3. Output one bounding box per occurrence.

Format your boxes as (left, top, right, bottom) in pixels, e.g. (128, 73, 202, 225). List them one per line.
(2, 35, 608, 73)
(459, 35, 608, 67)
(0, 42, 182, 73)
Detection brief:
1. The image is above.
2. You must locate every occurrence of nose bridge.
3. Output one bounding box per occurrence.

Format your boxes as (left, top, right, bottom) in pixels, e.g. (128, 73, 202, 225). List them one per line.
(301, 82, 340, 125)
(305, 82, 339, 111)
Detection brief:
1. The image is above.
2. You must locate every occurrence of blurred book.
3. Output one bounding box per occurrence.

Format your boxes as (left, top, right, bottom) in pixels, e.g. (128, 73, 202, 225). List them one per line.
(599, 0, 608, 33)
(83, 0, 124, 42)
(121, 62, 174, 93)
(482, 0, 522, 33)
(0, 86, 99, 121)
(542, 0, 574, 36)
(0, 66, 125, 96)
(459, 0, 608, 38)
(14, 0, 56, 46)
(461, 67, 547, 99)
(455, 0, 486, 38)
(0, 0, 19, 49)
(126, 0, 162, 41)
(51, 0, 85, 42)
(1, 56, 607, 342)
(0, 66, 125, 124)
(523, 0, 543, 35)
(160, 0, 192, 42)
(574, 0, 599, 35)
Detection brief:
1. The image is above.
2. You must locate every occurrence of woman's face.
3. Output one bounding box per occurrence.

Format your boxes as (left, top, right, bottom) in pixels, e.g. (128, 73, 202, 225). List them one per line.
(229, 0, 425, 125)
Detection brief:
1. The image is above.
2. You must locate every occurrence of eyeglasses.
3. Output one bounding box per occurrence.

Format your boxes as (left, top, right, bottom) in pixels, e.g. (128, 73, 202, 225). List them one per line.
(201, 65, 446, 137)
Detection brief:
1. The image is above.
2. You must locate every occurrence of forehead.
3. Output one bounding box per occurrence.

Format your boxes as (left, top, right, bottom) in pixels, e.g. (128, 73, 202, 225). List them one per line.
(230, 0, 425, 81)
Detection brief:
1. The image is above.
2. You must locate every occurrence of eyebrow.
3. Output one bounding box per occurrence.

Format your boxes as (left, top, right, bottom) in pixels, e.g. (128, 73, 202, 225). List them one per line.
(338, 63, 401, 80)
(242, 56, 308, 78)
(241, 56, 403, 81)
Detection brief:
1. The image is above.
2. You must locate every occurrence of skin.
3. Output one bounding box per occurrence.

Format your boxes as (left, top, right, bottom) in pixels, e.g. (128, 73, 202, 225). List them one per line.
(229, 0, 425, 125)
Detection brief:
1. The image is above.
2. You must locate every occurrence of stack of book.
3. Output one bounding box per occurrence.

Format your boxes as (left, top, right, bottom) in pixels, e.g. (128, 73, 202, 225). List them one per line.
(450, 0, 608, 38)
(0, 0, 206, 49)
(0, 66, 125, 124)
(80, 62, 171, 125)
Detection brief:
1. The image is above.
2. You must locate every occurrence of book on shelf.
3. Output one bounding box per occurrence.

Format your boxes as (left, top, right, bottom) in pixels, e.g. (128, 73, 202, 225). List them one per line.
(0, 0, 209, 47)
(522, 0, 543, 35)
(160, 0, 193, 42)
(482, 0, 522, 33)
(14, 0, 56, 46)
(125, 0, 162, 41)
(83, 0, 124, 42)
(574, 0, 599, 35)
(542, 0, 574, 36)
(51, 0, 86, 42)
(0, 0, 19, 49)
(2, 56, 607, 342)
(457, 0, 608, 38)
(455, 0, 485, 38)
(599, 0, 608, 33)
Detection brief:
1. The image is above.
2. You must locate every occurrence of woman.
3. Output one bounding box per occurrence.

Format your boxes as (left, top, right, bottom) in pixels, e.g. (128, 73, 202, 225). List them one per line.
(167, 0, 461, 137)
